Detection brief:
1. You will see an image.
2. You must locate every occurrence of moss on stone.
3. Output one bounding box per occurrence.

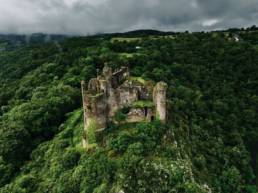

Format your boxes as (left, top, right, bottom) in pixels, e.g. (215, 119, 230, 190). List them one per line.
(155, 111, 160, 120)
(86, 119, 98, 144)
(128, 76, 146, 85)
(86, 91, 104, 98)
(131, 100, 154, 108)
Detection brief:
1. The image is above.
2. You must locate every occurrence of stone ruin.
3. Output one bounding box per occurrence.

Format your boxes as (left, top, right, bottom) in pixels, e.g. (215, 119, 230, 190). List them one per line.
(81, 65, 167, 148)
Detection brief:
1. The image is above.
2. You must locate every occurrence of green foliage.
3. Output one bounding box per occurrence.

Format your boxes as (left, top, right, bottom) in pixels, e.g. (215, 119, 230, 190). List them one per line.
(108, 131, 134, 153)
(128, 76, 146, 84)
(93, 183, 109, 193)
(114, 110, 127, 123)
(61, 149, 81, 170)
(107, 121, 165, 154)
(86, 119, 98, 144)
(16, 175, 37, 193)
(127, 142, 144, 155)
(131, 100, 154, 108)
(119, 156, 206, 193)
(245, 185, 257, 193)
(219, 167, 242, 193)
(0, 157, 14, 186)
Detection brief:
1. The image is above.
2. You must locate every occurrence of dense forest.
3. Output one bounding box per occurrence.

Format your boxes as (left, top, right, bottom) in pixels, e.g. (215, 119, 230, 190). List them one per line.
(0, 28, 258, 193)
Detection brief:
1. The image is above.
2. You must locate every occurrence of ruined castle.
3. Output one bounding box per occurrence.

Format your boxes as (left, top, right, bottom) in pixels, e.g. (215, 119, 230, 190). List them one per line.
(81, 65, 167, 148)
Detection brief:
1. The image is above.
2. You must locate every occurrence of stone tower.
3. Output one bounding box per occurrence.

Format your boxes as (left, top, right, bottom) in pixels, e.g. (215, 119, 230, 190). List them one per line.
(153, 82, 168, 123)
(81, 79, 108, 147)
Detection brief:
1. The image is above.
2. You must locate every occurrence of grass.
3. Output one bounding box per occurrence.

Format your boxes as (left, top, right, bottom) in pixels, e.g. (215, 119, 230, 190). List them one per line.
(131, 100, 154, 108)
(111, 37, 142, 43)
(58, 108, 84, 148)
(86, 118, 98, 144)
(118, 53, 135, 58)
(128, 76, 146, 85)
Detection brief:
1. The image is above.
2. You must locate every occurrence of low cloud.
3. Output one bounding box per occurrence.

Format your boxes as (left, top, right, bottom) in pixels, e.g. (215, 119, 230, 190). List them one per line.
(0, 0, 257, 34)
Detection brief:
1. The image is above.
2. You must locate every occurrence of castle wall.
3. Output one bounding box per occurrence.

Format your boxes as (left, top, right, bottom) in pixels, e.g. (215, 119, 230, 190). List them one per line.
(146, 108, 155, 121)
(126, 108, 146, 123)
(118, 86, 139, 106)
(138, 86, 150, 100)
(126, 107, 155, 123)
(107, 87, 119, 118)
(85, 94, 107, 130)
(111, 67, 129, 88)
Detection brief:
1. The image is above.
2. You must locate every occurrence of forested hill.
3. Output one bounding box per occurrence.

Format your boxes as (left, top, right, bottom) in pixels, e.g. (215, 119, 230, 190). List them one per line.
(0, 28, 258, 193)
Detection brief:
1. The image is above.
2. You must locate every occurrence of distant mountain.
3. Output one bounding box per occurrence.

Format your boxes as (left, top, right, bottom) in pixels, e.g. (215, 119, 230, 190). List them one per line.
(0, 33, 68, 51)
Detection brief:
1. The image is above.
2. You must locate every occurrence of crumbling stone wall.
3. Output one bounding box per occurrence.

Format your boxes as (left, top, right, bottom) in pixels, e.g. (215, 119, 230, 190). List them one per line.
(81, 80, 108, 147)
(126, 107, 155, 123)
(118, 86, 139, 106)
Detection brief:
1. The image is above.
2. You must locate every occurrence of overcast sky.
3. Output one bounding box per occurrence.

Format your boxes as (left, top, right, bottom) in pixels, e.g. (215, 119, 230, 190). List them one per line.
(0, 0, 258, 35)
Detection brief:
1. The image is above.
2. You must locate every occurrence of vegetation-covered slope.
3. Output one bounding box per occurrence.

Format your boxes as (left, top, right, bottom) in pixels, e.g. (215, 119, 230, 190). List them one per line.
(0, 29, 258, 193)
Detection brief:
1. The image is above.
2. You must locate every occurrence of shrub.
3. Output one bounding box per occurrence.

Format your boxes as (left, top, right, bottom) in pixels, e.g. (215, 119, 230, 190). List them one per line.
(61, 149, 81, 170)
(114, 110, 127, 123)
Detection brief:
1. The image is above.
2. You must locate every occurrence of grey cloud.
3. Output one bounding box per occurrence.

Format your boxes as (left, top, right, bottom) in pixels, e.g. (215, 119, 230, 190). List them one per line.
(0, 0, 257, 35)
